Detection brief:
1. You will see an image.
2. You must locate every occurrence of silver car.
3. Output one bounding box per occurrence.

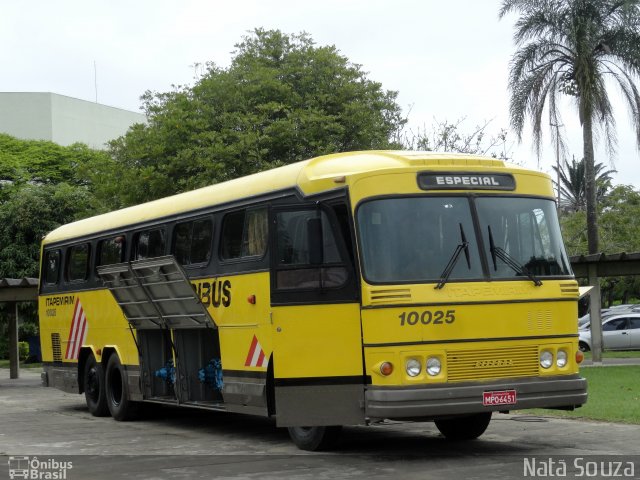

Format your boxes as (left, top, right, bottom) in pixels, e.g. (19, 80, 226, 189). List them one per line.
(578, 306, 640, 330)
(578, 313, 640, 352)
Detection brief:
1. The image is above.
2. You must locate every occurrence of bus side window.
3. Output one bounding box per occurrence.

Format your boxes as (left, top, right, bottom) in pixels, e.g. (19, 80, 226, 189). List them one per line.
(330, 203, 355, 264)
(220, 207, 268, 261)
(172, 218, 214, 266)
(275, 210, 347, 290)
(133, 229, 166, 260)
(97, 236, 125, 268)
(66, 243, 91, 282)
(43, 250, 61, 285)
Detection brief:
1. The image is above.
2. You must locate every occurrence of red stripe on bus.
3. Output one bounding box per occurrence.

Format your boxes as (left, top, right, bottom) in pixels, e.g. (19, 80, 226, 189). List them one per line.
(69, 307, 84, 360)
(72, 310, 87, 360)
(245, 335, 258, 366)
(65, 299, 82, 359)
(256, 350, 265, 367)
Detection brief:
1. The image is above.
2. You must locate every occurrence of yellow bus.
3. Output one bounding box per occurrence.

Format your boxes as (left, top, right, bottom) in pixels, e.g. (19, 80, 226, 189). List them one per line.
(39, 151, 587, 450)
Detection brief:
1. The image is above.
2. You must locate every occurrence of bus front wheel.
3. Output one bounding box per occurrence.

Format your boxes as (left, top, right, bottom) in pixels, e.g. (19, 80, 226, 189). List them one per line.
(287, 425, 342, 451)
(83, 353, 109, 417)
(105, 354, 140, 421)
(434, 412, 492, 441)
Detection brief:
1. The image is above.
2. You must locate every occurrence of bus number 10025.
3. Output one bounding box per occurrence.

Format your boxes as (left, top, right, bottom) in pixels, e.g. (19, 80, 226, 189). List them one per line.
(399, 310, 455, 326)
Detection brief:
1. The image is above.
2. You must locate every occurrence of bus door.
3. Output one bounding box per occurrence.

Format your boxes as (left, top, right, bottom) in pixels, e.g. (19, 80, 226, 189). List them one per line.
(269, 205, 365, 427)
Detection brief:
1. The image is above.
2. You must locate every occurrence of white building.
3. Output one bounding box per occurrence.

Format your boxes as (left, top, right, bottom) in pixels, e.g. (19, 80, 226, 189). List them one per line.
(0, 92, 146, 149)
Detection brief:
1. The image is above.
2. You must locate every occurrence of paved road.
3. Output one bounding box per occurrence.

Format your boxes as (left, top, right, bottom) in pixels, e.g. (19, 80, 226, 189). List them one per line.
(1, 368, 638, 479)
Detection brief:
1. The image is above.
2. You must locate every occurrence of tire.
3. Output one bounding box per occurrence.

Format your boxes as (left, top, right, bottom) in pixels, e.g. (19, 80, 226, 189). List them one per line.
(83, 353, 109, 417)
(105, 354, 140, 421)
(287, 425, 342, 451)
(579, 342, 590, 352)
(434, 412, 492, 441)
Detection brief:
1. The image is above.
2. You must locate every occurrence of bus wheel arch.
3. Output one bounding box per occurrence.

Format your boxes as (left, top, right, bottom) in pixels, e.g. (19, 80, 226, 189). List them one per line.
(104, 352, 140, 421)
(82, 350, 109, 417)
(78, 348, 92, 394)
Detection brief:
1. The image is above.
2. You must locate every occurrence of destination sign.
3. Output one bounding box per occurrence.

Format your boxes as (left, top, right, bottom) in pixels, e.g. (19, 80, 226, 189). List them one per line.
(418, 172, 516, 191)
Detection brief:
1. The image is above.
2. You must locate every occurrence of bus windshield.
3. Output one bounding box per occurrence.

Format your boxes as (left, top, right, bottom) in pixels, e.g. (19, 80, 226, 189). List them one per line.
(357, 196, 571, 284)
(357, 197, 483, 283)
(476, 196, 571, 279)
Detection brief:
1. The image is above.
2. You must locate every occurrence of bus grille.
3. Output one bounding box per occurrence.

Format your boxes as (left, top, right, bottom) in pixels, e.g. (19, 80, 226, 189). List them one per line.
(51, 333, 62, 362)
(446, 346, 539, 382)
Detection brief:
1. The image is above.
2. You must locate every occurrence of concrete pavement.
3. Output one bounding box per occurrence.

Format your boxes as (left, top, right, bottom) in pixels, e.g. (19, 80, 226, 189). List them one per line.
(1, 368, 639, 479)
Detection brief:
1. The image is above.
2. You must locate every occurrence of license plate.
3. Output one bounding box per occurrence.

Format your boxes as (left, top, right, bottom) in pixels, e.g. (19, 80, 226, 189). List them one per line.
(483, 389, 517, 406)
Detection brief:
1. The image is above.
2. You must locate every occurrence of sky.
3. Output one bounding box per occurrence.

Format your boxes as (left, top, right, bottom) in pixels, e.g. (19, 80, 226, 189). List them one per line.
(2, 0, 639, 188)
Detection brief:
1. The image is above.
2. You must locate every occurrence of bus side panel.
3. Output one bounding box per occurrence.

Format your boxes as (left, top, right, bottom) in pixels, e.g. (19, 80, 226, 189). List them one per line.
(271, 303, 366, 427)
(39, 289, 139, 392)
(203, 272, 272, 414)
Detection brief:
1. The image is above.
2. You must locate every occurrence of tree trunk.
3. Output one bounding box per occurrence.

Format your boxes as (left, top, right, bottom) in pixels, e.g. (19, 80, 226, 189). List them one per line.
(583, 116, 599, 254)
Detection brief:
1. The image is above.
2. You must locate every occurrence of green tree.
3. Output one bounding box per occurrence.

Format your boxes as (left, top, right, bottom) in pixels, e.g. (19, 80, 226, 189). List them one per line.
(99, 29, 405, 208)
(500, 0, 640, 254)
(594, 184, 640, 305)
(561, 184, 640, 254)
(599, 184, 640, 252)
(0, 133, 108, 188)
(0, 134, 107, 278)
(552, 156, 616, 211)
(0, 183, 94, 278)
(560, 183, 640, 305)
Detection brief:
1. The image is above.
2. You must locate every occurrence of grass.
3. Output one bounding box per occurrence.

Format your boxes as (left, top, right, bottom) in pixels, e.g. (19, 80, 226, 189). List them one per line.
(523, 366, 640, 424)
(0, 359, 42, 369)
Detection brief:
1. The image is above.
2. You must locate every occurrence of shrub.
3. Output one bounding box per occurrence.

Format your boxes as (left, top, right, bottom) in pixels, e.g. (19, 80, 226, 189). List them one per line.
(18, 341, 29, 361)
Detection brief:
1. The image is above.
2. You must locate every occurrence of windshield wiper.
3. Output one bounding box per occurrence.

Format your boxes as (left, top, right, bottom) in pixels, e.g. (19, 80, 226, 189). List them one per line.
(487, 226, 542, 286)
(435, 223, 471, 290)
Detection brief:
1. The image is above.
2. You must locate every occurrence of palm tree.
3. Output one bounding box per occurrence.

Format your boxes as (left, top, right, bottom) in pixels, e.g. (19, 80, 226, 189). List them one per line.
(552, 156, 616, 211)
(500, 0, 640, 254)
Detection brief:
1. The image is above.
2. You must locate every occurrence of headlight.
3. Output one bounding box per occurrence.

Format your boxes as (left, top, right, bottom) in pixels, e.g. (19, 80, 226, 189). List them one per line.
(540, 350, 553, 369)
(405, 358, 421, 377)
(557, 350, 568, 368)
(426, 357, 441, 376)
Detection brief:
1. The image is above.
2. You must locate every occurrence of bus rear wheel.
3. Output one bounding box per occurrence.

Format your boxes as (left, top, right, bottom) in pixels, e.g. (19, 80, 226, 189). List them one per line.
(83, 353, 109, 417)
(434, 412, 492, 441)
(287, 425, 342, 451)
(105, 354, 140, 421)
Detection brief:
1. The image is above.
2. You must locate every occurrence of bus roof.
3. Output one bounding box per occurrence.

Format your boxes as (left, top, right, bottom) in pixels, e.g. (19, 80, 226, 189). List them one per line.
(42, 151, 544, 245)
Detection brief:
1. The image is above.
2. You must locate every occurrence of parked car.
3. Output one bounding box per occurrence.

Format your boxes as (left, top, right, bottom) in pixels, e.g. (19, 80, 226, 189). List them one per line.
(609, 304, 639, 311)
(578, 314, 591, 329)
(578, 305, 640, 330)
(578, 313, 640, 352)
(579, 309, 617, 330)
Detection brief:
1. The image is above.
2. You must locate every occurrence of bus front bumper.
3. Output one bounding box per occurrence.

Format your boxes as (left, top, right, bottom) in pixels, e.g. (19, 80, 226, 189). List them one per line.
(365, 375, 587, 420)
